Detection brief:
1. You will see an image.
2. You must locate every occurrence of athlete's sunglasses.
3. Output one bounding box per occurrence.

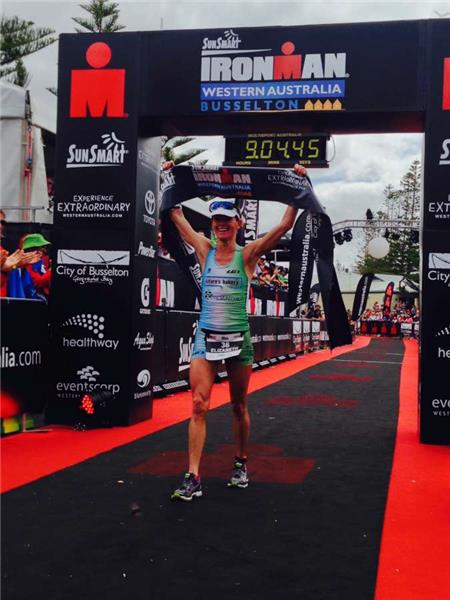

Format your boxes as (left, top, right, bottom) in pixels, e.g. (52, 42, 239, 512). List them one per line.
(209, 201, 237, 212)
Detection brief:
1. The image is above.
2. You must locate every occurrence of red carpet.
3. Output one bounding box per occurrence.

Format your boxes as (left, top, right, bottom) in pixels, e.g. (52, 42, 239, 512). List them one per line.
(375, 339, 450, 600)
(1, 336, 370, 493)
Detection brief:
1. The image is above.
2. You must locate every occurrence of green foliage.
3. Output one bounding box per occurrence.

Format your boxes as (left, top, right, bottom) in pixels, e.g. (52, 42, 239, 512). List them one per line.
(73, 0, 126, 33)
(355, 160, 421, 288)
(161, 137, 206, 166)
(0, 15, 56, 87)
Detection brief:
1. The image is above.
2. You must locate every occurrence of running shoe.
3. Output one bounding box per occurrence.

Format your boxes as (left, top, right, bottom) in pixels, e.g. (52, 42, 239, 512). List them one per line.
(171, 472, 202, 501)
(227, 459, 249, 488)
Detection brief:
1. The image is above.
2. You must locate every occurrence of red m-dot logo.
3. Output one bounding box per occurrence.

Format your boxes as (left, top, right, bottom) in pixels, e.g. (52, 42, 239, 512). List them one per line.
(70, 42, 126, 118)
(443, 58, 450, 110)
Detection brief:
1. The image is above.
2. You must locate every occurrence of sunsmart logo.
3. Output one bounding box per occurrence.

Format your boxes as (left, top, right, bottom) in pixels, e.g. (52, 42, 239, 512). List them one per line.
(200, 33, 347, 113)
(66, 132, 128, 169)
(70, 42, 127, 118)
(439, 139, 450, 165)
(61, 313, 119, 350)
(179, 321, 197, 372)
(202, 30, 241, 51)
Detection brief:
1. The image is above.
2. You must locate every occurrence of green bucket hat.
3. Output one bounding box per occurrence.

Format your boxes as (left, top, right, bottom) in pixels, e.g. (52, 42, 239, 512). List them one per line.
(22, 233, 51, 251)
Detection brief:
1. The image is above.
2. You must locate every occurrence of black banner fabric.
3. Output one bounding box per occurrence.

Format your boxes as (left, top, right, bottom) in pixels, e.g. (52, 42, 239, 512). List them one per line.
(160, 165, 351, 349)
(351, 273, 375, 321)
(0, 299, 48, 415)
(382, 281, 395, 317)
(288, 211, 316, 311)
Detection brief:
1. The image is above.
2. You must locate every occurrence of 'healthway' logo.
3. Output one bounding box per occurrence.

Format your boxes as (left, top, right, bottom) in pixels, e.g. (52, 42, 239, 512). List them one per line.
(200, 32, 348, 113)
(70, 42, 127, 118)
(61, 313, 119, 350)
(66, 132, 128, 168)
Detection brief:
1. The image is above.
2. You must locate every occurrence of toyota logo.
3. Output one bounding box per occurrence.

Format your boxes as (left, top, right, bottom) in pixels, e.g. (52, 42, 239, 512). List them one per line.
(145, 190, 156, 216)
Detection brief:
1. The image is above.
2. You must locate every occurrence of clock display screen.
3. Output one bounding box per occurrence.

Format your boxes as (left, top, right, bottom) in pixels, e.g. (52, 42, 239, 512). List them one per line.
(224, 133, 329, 168)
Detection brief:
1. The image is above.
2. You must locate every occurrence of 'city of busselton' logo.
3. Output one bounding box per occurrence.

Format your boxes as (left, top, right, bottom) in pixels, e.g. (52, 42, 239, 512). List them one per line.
(70, 42, 127, 118)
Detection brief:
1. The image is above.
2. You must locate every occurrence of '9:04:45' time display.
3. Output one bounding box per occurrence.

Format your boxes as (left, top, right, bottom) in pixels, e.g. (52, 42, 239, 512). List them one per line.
(224, 133, 329, 168)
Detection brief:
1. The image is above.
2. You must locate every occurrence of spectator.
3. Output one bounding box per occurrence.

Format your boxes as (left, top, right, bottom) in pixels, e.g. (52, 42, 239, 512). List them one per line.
(0, 211, 40, 297)
(21, 233, 52, 299)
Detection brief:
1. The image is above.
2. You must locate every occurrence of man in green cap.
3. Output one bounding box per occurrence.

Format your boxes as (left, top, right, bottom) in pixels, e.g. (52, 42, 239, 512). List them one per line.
(21, 233, 52, 299)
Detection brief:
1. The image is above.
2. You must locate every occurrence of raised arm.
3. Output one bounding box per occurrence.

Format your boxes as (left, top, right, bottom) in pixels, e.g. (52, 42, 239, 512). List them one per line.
(169, 207, 212, 264)
(243, 164, 307, 277)
(162, 160, 212, 264)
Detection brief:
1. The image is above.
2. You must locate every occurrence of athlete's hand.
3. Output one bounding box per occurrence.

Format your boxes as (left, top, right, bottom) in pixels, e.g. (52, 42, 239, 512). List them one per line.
(162, 160, 175, 171)
(169, 206, 183, 222)
(293, 163, 307, 177)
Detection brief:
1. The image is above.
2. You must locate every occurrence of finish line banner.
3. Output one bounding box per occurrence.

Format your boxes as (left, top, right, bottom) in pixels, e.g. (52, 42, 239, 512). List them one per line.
(160, 165, 351, 349)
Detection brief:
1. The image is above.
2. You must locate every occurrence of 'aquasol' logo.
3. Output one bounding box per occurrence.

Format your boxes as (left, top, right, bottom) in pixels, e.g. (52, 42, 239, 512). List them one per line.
(200, 30, 348, 113)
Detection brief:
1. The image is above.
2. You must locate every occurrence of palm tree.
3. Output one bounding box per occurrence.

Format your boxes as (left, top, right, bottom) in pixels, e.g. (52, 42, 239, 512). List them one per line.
(161, 137, 207, 166)
(0, 15, 56, 87)
(72, 0, 126, 33)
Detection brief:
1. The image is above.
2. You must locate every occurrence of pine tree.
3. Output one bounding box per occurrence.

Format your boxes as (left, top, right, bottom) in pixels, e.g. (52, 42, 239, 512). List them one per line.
(72, 0, 126, 33)
(0, 15, 56, 86)
(355, 160, 420, 288)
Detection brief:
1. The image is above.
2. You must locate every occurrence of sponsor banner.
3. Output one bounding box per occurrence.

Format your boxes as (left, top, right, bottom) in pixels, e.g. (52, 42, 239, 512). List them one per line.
(134, 137, 160, 255)
(351, 273, 374, 321)
(55, 191, 132, 223)
(311, 320, 321, 350)
(288, 211, 316, 312)
(249, 316, 263, 362)
(60, 312, 120, 351)
(142, 22, 423, 116)
(382, 281, 395, 317)
(0, 299, 48, 415)
(55, 364, 121, 400)
(236, 199, 259, 246)
(421, 17, 450, 443)
(55, 248, 131, 287)
(358, 321, 400, 337)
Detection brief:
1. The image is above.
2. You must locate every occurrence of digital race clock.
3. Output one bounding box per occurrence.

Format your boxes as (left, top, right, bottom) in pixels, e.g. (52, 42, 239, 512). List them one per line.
(224, 133, 329, 168)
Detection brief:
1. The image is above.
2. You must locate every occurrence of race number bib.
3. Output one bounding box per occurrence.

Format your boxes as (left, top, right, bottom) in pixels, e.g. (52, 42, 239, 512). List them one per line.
(204, 332, 244, 361)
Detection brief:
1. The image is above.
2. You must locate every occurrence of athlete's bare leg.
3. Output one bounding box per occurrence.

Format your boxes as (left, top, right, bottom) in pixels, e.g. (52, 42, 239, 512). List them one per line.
(226, 361, 252, 459)
(188, 358, 217, 476)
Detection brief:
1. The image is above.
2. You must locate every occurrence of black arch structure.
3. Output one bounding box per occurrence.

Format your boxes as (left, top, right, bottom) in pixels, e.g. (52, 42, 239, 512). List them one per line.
(49, 19, 449, 443)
